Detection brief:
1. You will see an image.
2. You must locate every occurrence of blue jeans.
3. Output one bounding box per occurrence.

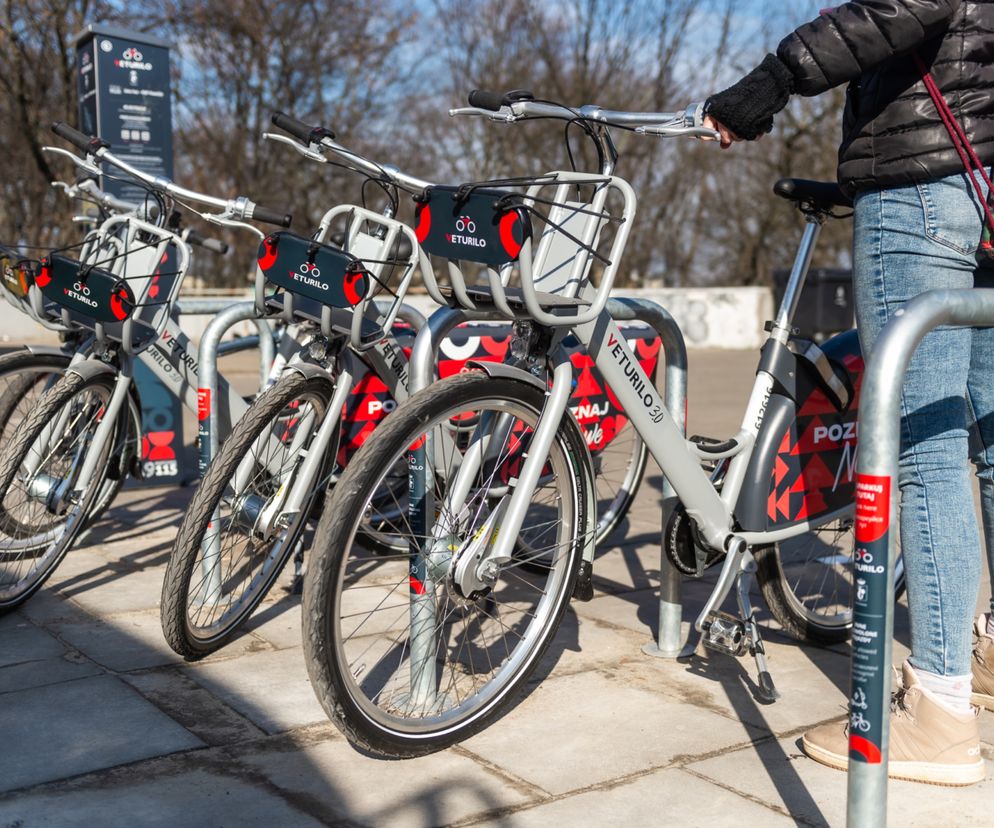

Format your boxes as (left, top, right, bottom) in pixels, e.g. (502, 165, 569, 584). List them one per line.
(853, 171, 994, 677)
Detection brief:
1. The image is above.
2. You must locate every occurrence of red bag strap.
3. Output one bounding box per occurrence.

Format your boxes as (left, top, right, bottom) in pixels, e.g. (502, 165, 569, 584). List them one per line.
(913, 52, 994, 232)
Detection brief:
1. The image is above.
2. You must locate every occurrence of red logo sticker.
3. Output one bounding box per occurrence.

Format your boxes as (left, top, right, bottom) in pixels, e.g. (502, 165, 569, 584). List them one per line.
(855, 474, 891, 544)
(197, 388, 210, 422)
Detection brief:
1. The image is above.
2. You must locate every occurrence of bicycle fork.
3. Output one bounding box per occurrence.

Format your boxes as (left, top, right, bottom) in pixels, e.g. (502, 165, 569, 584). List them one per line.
(197, 368, 353, 603)
(22, 360, 134, 516)
(404, 356, 577, 708)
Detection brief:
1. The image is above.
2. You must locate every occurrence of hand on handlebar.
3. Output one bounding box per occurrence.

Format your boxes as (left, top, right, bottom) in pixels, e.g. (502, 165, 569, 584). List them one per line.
(700, 115, 744, 150)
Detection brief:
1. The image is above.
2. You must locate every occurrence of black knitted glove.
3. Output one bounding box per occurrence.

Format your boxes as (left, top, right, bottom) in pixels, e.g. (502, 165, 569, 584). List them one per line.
(705, 54, 795, 140)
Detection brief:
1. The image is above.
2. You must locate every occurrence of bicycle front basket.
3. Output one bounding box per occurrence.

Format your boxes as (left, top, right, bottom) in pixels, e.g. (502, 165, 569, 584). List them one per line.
(414, 186, 531, 268)
(257, 232, 370, 309)
(35, 253, 136, 324)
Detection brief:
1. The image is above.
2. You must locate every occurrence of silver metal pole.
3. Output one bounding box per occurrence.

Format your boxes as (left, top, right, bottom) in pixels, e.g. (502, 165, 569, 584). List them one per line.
(603, 298, 689, 658)
(848, 288, 994, 827)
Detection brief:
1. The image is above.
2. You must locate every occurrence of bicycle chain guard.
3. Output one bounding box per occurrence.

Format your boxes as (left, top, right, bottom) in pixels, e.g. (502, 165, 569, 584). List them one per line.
(664, 503, 725, 577)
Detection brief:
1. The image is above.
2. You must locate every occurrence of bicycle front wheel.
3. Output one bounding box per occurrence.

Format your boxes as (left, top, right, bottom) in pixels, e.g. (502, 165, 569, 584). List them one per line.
(161, 372, 336, 659)
(303, 371, 589, 757)
(0, 370, 117, 612)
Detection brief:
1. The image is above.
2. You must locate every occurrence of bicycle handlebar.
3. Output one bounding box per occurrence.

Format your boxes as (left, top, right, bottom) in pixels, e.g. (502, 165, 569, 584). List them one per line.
(185, 229, 230, 254)
(51, 122, 109, 154)
(451, 93, 718, 139)
(467, 89, 504, 112)
(268, 110, 432, 193)
(49, 122, 293, 228)
(249, 204, 293, 228)
(271, 111, 335, 145)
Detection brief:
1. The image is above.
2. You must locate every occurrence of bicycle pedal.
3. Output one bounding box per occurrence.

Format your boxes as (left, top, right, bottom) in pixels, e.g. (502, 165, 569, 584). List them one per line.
(701, 611, 747, 657)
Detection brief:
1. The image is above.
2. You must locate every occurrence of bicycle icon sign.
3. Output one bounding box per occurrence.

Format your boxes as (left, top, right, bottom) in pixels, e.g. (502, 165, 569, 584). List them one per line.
(850, 710, 871, 733)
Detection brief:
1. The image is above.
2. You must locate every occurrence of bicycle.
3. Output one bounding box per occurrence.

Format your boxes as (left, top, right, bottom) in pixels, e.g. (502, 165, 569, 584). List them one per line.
(0, 123, 292, 613)
(0, 178, 247, 530)
(159, 110, 661, 658)
(159, 112, 430, 658)
(301, 91, 893, 757)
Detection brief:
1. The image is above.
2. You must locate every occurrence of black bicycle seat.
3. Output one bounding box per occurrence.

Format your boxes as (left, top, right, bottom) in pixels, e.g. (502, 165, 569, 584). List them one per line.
(773, 178, 852, 213)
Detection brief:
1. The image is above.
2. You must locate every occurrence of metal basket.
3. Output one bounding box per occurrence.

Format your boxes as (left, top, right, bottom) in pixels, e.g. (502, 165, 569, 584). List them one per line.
(415, 170, 636, 327)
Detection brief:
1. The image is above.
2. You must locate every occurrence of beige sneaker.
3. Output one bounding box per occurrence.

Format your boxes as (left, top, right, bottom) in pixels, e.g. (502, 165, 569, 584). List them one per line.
(801, 662, 986, 786)
(972, 615, 994, 712)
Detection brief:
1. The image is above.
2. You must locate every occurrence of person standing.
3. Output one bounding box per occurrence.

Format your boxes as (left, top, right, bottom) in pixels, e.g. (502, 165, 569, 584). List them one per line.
(704, 0, 994, 786)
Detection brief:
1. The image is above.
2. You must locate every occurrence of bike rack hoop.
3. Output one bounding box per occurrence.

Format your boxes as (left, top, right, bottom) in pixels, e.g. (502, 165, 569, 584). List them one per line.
(848, 288, 994, 827)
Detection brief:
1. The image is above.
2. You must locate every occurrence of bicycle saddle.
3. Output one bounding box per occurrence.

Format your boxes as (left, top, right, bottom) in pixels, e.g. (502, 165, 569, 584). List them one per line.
(773, 178, 852, 212)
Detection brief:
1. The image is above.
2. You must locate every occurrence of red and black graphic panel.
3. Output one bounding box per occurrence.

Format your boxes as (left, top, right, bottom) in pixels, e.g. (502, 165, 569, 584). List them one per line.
(35, 253, 135, 323)
(335, 325, 660, 466)
(258, 232, 369, 309)
(765, 347, 863, 527)
(0, 245, 33, 298)
(414, 186, 531, 267)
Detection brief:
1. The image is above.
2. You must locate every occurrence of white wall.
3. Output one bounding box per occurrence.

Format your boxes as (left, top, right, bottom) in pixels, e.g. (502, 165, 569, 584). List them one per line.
(2, 287, 775, 350)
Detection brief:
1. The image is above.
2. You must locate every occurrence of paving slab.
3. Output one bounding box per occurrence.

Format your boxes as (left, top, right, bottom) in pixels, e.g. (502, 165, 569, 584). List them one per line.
(56, 564, 170, 615)
(186, 646, 326, 735)
(236, 729, 536, 827)
(505, 765, 795, 827)
(52, 611, 267, 673)
(687, 734, 994, 827)
(461, 668, 763, 796)
(0, 766, 324, 828)
(0, 674, 203, 792)
(122, 668, 267, 747)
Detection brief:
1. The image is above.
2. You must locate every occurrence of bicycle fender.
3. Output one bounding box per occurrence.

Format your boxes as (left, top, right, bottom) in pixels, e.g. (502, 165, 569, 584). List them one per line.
(66, 358, 119, 383)
(734, 329, 863, 533)
(464, 359, 546, 392)
(22, 344, 70, 359)
(283, 362, 333, 383)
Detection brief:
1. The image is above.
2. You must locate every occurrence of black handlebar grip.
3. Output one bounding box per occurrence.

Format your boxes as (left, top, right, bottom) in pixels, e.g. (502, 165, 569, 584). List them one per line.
(51, 122, 110, 153)
(186, 230, 230, 255)
(468, 89, 504, 112)
(271, 111, 335, 145)
(251, 205, 293, 228)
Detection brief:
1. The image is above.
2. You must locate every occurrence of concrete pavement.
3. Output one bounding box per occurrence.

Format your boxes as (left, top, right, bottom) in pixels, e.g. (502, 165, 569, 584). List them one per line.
(0, 349, 991, 827)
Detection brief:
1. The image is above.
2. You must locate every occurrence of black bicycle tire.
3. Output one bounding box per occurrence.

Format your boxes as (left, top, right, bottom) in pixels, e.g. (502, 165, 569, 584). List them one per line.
(303, 371, 589, 757)
(0, 370, 116, 612)
(160, 371, 336, 659)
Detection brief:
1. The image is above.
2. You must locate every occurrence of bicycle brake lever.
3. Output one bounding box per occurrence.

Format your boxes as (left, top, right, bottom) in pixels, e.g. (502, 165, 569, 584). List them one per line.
(636, 125, 721, 140)
(448, 107, 515, 122)
(262, 132, 328, 163)
(41, 145, 101, 177)
(199, 212, 265, 240)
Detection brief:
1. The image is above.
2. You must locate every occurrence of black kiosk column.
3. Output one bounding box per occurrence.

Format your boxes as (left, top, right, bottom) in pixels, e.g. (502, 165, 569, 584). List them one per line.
(75, 24, 186, 485)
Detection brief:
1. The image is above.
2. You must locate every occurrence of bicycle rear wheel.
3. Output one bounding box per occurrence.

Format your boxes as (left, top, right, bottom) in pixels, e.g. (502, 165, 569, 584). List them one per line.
(589, 412, 647, 545)
(0, 370, 116, 612)
(160, 372, 336, 658)
(755, 521, 906, 645)
(303, 371, 589, 757)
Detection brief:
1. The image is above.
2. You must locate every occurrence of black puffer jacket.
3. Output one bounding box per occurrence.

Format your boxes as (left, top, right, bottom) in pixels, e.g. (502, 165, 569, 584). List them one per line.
(776, 0, 994, 194)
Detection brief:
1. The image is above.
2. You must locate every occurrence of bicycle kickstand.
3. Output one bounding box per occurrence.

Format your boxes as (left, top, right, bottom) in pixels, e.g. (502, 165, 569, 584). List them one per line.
(737, 554, 780, 703)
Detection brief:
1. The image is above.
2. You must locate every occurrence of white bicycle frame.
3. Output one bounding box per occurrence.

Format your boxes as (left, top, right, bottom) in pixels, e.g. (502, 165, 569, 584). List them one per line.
(403, 98, 855, 701)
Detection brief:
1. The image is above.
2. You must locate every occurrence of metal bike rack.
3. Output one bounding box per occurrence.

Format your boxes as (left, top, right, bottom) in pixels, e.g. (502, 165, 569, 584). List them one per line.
(847, 288, 994, 827)
(196, 299, 427, 476)
(607, 299, 689, 659)
(407, 296, 689, 658)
